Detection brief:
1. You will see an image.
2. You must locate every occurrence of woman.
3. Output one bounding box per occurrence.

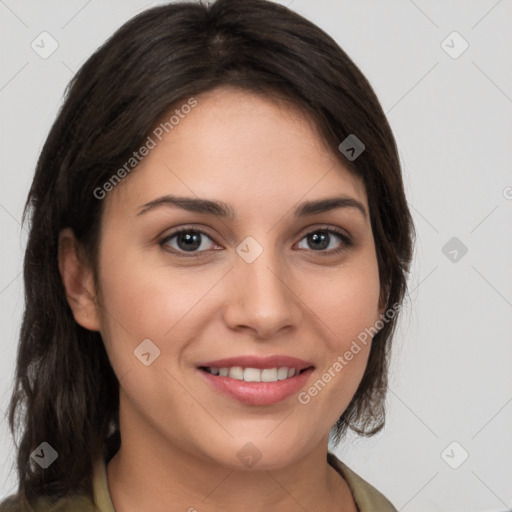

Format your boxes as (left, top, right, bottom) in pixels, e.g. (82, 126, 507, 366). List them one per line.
(1, 0, 414, 510)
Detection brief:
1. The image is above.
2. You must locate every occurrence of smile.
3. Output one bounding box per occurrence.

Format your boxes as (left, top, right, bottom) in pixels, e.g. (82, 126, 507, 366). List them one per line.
(199, 366, 309, 382)
(197, 366, 315, 406)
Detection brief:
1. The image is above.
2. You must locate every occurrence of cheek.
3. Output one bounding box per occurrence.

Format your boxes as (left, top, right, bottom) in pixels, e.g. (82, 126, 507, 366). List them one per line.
(310, 259, 381, 345)
(297, 255, 380, 413)
(97, 247, 204, 337)
(95, 246, 225, 376)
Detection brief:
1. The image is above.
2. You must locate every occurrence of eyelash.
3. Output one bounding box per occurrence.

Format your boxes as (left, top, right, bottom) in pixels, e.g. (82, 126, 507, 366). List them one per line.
(158, 226, 353, 257)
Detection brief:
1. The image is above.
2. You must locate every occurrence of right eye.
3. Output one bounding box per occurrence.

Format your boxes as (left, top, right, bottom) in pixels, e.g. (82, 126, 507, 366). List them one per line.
(159, 228, 221, 256)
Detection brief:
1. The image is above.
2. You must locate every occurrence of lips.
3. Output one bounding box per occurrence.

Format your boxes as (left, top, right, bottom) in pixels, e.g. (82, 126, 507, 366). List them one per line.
(197, 355, 314, 372)
(196, 354, 315, 405)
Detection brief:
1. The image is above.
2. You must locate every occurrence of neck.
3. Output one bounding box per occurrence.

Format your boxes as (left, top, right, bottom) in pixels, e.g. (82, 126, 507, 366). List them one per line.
(106, 397, 357, 512)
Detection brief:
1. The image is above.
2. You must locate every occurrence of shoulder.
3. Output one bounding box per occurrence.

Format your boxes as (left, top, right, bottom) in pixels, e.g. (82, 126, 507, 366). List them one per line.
(0, 454, 113, 512)
(327, 452, 398, 512)
(0, 492, 99, 512)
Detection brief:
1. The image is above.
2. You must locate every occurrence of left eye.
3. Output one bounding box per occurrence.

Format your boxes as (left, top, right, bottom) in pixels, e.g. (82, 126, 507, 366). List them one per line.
(296, 229, 350, 253)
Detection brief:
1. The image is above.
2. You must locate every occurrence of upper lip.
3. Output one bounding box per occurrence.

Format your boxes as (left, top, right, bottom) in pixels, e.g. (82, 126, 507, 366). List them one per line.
(197, 355, 314, 371)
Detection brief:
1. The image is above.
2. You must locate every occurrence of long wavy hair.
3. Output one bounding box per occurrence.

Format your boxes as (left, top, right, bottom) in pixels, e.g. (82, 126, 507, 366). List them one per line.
(5, 0, 414, 504)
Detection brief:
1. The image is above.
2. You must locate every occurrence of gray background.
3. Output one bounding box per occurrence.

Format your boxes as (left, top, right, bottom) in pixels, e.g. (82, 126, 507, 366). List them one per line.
(1, 1, 511, 510)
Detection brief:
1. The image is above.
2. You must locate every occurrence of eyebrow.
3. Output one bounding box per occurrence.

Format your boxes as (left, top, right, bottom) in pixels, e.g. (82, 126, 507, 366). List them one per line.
(137, 194, 367, 220)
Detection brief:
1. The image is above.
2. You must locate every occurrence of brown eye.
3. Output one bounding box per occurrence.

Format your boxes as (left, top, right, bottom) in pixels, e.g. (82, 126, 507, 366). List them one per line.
(160, 229, 217, 254)
(297, 228, 352, 254)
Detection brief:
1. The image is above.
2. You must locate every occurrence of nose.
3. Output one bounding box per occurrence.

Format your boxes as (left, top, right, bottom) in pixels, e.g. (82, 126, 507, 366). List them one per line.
(223, 245, 301, 339)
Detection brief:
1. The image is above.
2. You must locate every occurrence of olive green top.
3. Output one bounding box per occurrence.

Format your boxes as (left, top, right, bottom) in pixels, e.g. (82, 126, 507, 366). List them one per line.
(0, 452, 397, 511)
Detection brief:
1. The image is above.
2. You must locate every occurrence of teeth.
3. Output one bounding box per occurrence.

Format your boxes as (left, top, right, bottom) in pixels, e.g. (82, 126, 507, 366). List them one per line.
(204, 366, 300, 382)
(244, 368, 261, 382)
(261, 368, 278, 382)
(277, 367, 288, 380)
(229, 366, 244, 380)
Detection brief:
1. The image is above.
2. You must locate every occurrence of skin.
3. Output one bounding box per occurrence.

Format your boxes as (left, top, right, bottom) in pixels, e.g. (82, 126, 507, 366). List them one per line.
(59, 86, 384, 512)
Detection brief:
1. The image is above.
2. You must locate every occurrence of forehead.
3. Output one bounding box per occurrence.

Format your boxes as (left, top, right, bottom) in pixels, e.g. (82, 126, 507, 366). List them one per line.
(104, 86, 368, 220)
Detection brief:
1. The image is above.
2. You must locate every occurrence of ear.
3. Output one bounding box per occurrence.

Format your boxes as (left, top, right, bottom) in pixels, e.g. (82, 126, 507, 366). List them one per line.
(58, 228, 101, 332)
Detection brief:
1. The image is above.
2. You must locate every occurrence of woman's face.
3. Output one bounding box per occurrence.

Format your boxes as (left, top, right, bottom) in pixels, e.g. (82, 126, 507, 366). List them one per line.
(90, 86, 383, 469)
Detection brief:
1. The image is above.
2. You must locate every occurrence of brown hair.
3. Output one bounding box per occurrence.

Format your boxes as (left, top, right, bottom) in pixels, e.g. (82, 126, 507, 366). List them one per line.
(5, 0, 414, 504)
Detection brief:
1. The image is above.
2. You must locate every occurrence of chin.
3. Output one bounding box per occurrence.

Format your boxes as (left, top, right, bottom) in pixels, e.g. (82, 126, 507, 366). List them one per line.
(205, 437, 310, 472)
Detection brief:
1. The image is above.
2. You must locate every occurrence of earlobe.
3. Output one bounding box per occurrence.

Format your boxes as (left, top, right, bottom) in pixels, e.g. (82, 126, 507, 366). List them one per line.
(58, 228, 101, 332)
(378, 298, 387, 318)
(377, 289, 387, 318)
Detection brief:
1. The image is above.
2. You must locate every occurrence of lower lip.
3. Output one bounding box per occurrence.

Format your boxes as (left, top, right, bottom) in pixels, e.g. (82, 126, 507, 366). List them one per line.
(198, 367, 314, 406)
